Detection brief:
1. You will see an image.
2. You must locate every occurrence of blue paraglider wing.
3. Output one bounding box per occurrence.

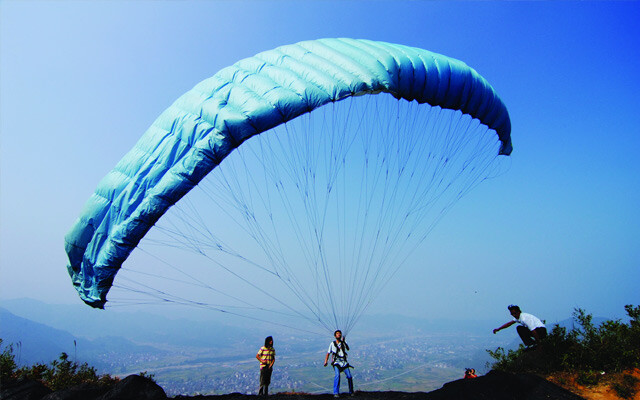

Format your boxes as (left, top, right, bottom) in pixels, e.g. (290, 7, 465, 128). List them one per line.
(64, 38, 512, 308)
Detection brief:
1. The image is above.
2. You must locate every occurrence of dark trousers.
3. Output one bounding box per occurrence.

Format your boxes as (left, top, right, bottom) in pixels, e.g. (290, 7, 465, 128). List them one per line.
(259, 366, 272, 395)
(517, 325, 547, 346)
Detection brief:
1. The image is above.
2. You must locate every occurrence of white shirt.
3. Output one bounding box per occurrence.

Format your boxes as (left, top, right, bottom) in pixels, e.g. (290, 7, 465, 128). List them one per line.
(514, 312, 545, 331)
(328, 341, 347, 358)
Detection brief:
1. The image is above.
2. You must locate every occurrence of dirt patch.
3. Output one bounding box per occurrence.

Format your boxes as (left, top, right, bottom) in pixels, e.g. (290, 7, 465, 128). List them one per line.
(547, 369, 640, 400)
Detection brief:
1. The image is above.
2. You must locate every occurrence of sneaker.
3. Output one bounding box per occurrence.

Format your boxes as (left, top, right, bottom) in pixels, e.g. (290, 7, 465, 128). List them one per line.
(334, 395, 340, 398)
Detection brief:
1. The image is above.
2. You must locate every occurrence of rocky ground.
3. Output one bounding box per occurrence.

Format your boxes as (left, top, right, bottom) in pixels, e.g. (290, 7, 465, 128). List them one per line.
(188, 370, 585, 400)
(2, 370, 588, 400)
(546, 369, 640, 400)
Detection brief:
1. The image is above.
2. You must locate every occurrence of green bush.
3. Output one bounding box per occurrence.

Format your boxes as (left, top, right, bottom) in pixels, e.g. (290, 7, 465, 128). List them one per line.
(0, 339, 118, 391)
(138, 370, 156, 383)
(576, 370, 600, 386)
(612, 374, 639, 399)
(35, 352, 112, 391)
(0, 339, 18, 383)
(487, 304, 640, 374)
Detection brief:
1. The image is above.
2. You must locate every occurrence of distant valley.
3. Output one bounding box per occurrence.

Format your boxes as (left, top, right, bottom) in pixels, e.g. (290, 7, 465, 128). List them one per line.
(1, 298, 518, 396)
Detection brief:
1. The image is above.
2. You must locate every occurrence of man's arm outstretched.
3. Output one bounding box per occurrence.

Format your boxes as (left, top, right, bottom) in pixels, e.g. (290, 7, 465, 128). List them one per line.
(493, 320, 516, 334)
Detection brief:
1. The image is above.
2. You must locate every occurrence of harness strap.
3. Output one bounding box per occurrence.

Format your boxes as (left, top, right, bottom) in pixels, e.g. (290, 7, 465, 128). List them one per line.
(332, 340, 347, 363)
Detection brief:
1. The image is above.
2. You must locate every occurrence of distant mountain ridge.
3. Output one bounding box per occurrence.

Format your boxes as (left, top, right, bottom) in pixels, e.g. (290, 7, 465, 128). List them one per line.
(0, 307, 163, 370)
(2, 298, 592, 341)
(0, 307, 79, 365)
(0, 298, 258, 348)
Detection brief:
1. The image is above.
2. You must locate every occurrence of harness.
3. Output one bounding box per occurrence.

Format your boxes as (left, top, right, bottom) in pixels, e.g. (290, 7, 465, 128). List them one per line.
(331, 340, 349, 368)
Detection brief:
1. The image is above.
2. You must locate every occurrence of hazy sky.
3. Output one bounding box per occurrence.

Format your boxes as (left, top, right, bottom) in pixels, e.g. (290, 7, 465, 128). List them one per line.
(1, 1, 639, 330)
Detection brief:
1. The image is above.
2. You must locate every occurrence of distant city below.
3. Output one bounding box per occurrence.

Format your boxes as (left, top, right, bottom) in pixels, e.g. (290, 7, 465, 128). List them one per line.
(0, 298, 529, 395)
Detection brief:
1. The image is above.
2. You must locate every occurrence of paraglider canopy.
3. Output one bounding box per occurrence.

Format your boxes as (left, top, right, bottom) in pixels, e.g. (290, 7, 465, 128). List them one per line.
(65, 38, 511, 316)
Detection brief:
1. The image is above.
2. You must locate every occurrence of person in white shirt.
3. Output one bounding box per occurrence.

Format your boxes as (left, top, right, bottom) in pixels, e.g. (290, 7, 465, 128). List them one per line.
(493, 305, 547, 348)
(323, 330, 353, 397)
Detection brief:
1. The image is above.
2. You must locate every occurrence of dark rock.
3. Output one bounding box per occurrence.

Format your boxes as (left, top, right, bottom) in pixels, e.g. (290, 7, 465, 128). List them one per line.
(425, 370, 585, 400)
(41, 382, 109, 400)
(30, 370, 583, 400)
(0, 377, 52, 400)
(97, 374, 166, 400)
(173, 371, 585, 399)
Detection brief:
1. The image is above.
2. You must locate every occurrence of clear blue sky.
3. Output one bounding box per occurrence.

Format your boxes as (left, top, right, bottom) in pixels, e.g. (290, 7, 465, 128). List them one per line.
(1, 1, 639, 328)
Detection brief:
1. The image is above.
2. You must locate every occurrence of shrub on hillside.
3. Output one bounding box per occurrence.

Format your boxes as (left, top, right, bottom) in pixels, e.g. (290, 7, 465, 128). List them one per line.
(0, 338, 18, 383)
(0, 339, 118, 391)
(612, 374, 639, 399)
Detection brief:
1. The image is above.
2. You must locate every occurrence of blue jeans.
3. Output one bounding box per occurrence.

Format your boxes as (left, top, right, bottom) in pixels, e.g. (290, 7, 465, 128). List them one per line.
(333, 365, 353, 395)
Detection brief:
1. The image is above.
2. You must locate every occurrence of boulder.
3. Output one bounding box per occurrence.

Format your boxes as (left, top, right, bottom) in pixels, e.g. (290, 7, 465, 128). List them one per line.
(41, 382, 109, 400)
(97, 375, 166, 400)
(426, 370, 585, 400)
(0, 377, 52, 400)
